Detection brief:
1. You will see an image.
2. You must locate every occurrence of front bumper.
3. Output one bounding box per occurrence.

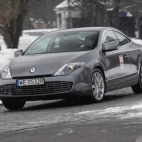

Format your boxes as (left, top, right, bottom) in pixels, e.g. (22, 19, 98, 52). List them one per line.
(0, 67, 92, 101)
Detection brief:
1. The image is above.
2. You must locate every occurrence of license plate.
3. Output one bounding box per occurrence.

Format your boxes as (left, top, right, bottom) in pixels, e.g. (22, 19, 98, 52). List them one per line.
(16, 78, 44, 86)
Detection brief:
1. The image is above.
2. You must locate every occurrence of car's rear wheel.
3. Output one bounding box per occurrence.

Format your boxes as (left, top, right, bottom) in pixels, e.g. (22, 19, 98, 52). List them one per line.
(132, 64, 142, 94)
(91, 69, 105, 102)
(2, 99, 26, 111)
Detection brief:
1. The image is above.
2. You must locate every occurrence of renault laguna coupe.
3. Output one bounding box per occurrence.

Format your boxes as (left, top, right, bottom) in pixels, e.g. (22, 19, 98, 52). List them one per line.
(1, 27, 142, 110)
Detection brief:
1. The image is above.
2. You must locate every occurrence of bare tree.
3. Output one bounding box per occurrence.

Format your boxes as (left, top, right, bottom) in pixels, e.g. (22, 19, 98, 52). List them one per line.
(73, 0, 142, 28)
(0, 0, 29, 49)
(73, 0, 121, 27)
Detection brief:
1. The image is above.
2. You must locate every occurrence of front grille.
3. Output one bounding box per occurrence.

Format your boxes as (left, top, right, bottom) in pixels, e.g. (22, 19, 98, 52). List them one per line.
(0, 82, 73, 96)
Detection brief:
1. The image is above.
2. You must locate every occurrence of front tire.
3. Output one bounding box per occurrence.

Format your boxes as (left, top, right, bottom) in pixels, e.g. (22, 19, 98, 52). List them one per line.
(132, 64, 142, 94)
(91, 69, 105, 102)
(2, 99, 26, 111)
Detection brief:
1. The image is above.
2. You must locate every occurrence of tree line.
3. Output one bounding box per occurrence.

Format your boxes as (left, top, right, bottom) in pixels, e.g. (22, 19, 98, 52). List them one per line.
(0, 0, 142, 49)
(73, 0, 142, 27)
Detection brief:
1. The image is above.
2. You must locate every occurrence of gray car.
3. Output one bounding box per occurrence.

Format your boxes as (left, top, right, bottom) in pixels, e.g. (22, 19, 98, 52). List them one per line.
(0, 27, 142, 110)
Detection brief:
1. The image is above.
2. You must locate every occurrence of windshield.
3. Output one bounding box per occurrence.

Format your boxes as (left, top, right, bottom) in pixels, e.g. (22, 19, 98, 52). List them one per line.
(24, 31, 99, 55)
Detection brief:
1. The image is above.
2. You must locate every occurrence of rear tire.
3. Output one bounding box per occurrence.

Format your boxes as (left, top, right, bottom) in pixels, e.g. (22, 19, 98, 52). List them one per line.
(2, 99, 26, 111)
(132, 64, 142, 94)
(91, 69, 105, 102)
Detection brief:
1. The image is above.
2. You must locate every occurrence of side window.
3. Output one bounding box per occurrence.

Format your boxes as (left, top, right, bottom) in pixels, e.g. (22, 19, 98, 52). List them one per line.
(103, 31, 117, 44)
(114, 32, 130, 46)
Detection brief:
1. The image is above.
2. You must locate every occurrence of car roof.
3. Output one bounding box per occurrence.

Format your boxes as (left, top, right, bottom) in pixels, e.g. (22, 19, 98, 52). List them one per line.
(45, 27, 116, 35)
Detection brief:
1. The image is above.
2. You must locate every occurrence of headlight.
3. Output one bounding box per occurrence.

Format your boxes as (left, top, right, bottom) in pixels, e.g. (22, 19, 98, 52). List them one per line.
(54, 62, 86, 76)
(1, 67, 12, 79)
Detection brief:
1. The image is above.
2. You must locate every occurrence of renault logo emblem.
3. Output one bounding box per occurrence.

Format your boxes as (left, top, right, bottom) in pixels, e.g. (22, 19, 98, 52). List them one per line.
(30, 68, 36, 73)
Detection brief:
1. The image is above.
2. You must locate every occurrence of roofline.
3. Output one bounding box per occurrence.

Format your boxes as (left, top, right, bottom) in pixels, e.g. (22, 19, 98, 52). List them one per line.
(43, 27, 117, 35)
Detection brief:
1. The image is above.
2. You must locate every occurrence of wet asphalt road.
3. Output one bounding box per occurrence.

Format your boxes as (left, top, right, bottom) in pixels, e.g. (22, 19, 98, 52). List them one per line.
(0, 88, 142, 142)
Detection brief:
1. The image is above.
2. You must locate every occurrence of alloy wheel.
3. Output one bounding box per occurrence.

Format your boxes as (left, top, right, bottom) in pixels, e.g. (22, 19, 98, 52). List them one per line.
(91, 71, 105, 101)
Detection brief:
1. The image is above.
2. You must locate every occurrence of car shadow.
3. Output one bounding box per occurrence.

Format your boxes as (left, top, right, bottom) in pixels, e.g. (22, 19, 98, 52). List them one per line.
(19, 91, 138, 112)
(4, 87, 139, 112)
(22, 100, 82, 111)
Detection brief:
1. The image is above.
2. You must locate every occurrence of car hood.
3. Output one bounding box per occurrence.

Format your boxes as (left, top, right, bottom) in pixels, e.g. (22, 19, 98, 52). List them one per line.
(10, 51, 91, 77)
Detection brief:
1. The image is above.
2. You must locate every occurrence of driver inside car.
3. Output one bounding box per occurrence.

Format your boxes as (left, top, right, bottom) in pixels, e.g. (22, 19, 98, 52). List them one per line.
(80, 33, 98, 50)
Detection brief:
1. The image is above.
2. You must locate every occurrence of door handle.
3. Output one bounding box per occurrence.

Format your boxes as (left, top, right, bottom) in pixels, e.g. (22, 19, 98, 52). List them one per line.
(123, 54, 129, 58)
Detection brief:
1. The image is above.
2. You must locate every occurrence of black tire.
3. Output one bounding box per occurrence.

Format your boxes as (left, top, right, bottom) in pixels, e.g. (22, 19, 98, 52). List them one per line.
(91, 69, 105, 103)
(132, 64, 142, 94)
(2, 99, 26, 111)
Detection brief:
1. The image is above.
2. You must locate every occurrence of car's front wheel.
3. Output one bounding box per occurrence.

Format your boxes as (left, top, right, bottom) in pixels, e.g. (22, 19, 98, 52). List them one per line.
(132, 64, 142, 94)
(91, 69, 105, 102)
(2, 99, 26, 111)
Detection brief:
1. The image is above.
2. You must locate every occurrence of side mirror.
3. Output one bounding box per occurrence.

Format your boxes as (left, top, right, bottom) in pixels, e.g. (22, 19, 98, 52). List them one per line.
(14, 49, 23, 57)
(102, 41, 118, 52)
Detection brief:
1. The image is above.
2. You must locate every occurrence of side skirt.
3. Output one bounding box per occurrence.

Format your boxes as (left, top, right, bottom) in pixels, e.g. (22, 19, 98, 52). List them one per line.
(106, 74, 138, 92)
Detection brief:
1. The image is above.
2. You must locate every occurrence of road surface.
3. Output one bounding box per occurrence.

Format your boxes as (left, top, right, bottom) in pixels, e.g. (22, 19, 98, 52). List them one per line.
(0, 87, 142, 142)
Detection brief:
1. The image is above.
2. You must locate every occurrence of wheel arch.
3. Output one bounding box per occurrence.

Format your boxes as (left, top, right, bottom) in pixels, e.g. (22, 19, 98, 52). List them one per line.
(94, 66, 107, 93)
(94, 66, 106, 79)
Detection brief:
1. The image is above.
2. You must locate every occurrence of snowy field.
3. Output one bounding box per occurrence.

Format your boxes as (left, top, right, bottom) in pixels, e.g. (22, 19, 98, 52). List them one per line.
(131, 38, 142, 45)
(0, 34, 38, 70)
(0, 34, 38, 69)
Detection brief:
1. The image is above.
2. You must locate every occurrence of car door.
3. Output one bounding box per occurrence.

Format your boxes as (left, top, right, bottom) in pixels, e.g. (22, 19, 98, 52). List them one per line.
(102, 30, 131, 90)
(114, 31, 141, 83)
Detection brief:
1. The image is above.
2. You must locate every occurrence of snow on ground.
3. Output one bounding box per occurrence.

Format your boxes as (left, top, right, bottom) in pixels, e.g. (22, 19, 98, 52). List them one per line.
(75, 102, 142, 120)
(132, 38, 142, 45)
(0, 49, 16, 70)
(0, 34, 38, 70)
